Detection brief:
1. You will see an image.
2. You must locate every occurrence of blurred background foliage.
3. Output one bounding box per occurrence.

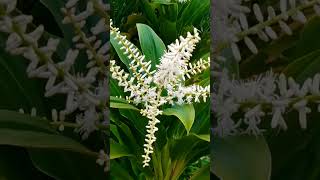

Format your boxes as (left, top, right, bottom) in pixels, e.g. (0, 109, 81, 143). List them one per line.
(0, 0, 108, 179)
(211, 0, 320, 179)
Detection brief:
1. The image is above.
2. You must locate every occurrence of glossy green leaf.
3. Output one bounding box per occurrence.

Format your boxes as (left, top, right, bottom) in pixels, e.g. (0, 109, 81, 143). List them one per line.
(137, 23, 166, 68)
(282, 17, 320, 83)
(163, 104, 195, 134)
(168, 135, 209, 179)
(118, 109, 148, 135)
(282, 49, 320, 83)
(212, 135, 271, 180)
(39, 0, 72, 59)
(191, 133, 210, 142)
(29, 149, 107, 180)
(111, 161, 134, 180)
(111, 32, 137, 73)
(190, 164, 210, 180)
(40, 0, 73, 41)
(171, 134, 209, 161)
(110, 96, 129, 103)
(110, 124, 124, 144)
(191, 101, 210, 134)
(287, 16, 320, 59)
(178, 0, 210, 31)
(110, 78, 125, 97)
(110, 140, 133, 159)
(0, 49, 45, 113)
(140, 0, 160, 30)
(0, 110, 55, 133)
(110, 102, 139, 111)
(0, 128, 95, 156)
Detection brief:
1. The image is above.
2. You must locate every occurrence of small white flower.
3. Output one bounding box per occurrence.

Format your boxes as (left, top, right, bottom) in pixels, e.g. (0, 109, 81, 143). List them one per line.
(293, 100, 311, 129)
(96, 150, 109, 172)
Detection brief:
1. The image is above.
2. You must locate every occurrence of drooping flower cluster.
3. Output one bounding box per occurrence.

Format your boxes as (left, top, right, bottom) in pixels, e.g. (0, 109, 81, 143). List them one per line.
(213, 70, 320, 137)
(0, 0, 109, 172)
(110, 21, 210, 167)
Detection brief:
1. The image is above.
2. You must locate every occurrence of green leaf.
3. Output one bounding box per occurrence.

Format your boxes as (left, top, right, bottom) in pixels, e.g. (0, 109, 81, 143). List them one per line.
(191, 133, 210, 142)
(191, 101, 210, 134)
(29, 149, 107, 180)
(287, 16, 320, 59)
(110, 115, 140, 154)
(110, 78, 125, 97)
(163, 104, 195, 134)
(137, 23, 166, 68)
(40, 0, 73, 42)
(157, 3, 178, 43)
(0, 110, 105, 178)
(111, 32, 138, 73)
(190, 164, 210, 180)
(0, 110, 55, 133)
(110, 124, 124, 144)
(111, 161, 134, 180)
(0, 128, 95, 156)
(0, 49, 45, 113)
(110, 140, 133, 159)
(282, 49, 320, 83)
(39, 0, 73, 59)
(141, 0, 160, 30)
(212, 135, 271, 180)
(110, 102, 139, 111)
(171, 134, 208, 161)
(118, 109, 148, 135)
(110, 96, 129, 103)
(178, 0, 210, 31)
(168, 135, 209, 179)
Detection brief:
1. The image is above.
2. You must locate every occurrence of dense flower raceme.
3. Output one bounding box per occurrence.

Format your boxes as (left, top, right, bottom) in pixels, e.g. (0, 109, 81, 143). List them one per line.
(213, 70, 320, 137)
(213, 0, 320, 61)
(110, 20, 210, 167)
(211, 0, 320, 138)
(0, 0, 109, 172)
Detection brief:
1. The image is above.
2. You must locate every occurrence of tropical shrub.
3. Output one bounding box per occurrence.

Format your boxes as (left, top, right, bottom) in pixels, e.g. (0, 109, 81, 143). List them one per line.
(109, 0, 210, 179)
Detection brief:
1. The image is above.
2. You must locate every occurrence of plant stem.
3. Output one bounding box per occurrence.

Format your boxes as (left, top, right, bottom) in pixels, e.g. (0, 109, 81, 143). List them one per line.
(239, 95, 320, 112)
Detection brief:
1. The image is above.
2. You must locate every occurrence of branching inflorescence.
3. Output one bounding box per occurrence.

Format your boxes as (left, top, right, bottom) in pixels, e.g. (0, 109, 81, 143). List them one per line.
(213, 0, 320, 61)
(212, 0, 320, 138)
(110, 20, 210, 167)
(0, 0, 109, 172)
(213, 71, 320, 137)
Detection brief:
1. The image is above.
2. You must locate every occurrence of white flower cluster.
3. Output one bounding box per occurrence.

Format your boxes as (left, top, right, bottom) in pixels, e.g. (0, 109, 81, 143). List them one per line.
(110, 21, 210, 167)
(177, 0, 190, 3)
(213, 0, 320, 61)
(213, 70, 320, 137)
(212, 0, 250, 49)
(96, 149, 109, 172)
(0, 0, 109, 171)
(212, 0, 320, 138)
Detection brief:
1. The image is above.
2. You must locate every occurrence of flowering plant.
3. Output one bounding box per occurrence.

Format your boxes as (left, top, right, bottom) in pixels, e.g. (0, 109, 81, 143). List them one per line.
(0, 0, 109, 179)
(109, 0, 211, 179)
(212, 0, 320, 179)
